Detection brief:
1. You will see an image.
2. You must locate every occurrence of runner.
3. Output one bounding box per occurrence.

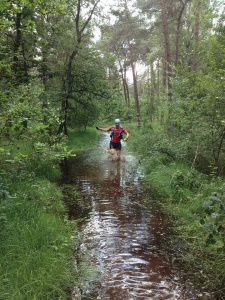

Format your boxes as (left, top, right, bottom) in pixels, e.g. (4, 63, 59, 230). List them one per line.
(96, 119, 130, 160)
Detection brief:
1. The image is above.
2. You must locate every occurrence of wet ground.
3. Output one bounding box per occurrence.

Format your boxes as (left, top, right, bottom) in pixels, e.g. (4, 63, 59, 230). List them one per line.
(61, 134, 196, 300)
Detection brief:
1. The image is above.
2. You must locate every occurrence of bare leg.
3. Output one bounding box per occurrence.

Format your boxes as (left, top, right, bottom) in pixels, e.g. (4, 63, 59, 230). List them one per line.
(110, 149, 115, 155)
(116, 149, 121, 158)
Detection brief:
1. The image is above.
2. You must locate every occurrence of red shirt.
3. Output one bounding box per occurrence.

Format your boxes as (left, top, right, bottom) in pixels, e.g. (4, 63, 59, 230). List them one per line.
(107, 125, 128, 143)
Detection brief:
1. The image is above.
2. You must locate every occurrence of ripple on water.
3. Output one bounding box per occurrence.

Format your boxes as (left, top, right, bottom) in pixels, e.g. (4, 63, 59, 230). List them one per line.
(67, 134, 196, 300)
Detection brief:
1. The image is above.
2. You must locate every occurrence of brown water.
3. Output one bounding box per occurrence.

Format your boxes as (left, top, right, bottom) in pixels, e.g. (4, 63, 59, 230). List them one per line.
(61, 134, 196, 300)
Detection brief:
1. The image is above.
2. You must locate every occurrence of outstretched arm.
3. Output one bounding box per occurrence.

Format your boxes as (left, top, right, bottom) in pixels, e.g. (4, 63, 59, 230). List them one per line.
(122, 128, 130, 142)
(124, 131, 130, 142)
(96, 126, 109, 133)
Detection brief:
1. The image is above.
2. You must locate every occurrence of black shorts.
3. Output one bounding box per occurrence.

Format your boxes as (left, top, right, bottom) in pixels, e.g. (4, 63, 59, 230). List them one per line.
(110, 141, 121, 150)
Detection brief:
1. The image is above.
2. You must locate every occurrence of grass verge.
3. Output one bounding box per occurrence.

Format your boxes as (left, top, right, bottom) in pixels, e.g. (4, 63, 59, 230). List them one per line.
(128, 123, 225, 299)
(0, 198, 74, 300)
(67, 127, 100, 153)
(0, 126, 102, 300)
(0, 151, 76, 300)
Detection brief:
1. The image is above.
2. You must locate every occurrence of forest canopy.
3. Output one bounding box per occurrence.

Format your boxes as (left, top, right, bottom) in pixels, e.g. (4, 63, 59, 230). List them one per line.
(1, 0, 224, 174)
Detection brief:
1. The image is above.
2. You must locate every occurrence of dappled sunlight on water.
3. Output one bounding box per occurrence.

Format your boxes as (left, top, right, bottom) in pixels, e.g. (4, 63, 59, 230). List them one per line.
(62, 134, 196, 300)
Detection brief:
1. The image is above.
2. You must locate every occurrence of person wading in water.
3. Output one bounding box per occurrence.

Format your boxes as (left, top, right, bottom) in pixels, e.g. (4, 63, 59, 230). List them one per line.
(96, 119, 130, 161)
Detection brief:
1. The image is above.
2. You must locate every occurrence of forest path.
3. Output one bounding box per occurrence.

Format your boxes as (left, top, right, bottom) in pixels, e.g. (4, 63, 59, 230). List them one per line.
(61, 133, 196, 300)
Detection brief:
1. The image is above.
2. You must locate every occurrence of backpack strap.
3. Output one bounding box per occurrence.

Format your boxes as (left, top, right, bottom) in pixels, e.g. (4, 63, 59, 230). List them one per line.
(110, 126, 123, 139)
(119, 126, 123, 139)
(110, 126, 115, 138)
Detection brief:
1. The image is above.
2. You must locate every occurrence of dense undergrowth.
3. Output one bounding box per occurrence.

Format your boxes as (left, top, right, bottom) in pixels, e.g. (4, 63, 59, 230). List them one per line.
(0, 128, 101, 300)
(0, 159, 75, 300)
(128, 122, 225, 299)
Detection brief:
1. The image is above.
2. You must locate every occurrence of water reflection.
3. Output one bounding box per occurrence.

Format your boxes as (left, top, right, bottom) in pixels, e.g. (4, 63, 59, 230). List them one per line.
(62, 134, 196, 300)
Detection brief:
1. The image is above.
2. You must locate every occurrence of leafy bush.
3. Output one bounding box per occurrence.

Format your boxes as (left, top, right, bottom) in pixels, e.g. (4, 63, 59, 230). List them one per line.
(199, 191, 225, 250)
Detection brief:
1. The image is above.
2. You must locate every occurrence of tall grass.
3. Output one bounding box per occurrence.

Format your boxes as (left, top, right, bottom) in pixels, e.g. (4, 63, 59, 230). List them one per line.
(0, 185, 75, 300)
(0, 126, 107, 300)
(128, 122, 225, 298)
(0, 138, 76, 300)
(67, 127, 100, 153)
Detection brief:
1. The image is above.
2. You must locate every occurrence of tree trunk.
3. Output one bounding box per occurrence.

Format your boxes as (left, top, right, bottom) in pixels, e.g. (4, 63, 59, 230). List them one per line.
(21, 39, 28, 82)
(160, 0, 173, 118)
(57, 0, 100, 135)
(13, 13, 22, 74)
(212, 127, 225, 176)
(58, 49, 78, 135)
(162, 48, 167, 88)
(119, 59, 130, 107)
(129, 41, 140, 129)
(146, 66, 150, 116)
(123, 62, 130, 107)
(175, 0, 189, 66)
(149, 64, 156, 123)
(192, 0, 201, 71)
(122, 77, 130, 107)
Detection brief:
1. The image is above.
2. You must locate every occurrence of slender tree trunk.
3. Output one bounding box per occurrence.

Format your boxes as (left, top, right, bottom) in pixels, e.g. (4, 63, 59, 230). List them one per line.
(192, 0, 201, 71)
(123, 0, 140, 128)
(41, 55, 47, 87)
(21, 39, 28, 82)
(175, 0, 189, 66)
(156, 58, 163, 124)
(149, 64, 155, 123)
(122, 77, 130, 107)
(125, 79, 130, 107)
(162, 48, 167, 87)
(119, 59, 130, 107)
(13, 13, 22, 74)
(57, 0, 100, 135)
(40, 16, 47, 88)
(123, 62, 130, 107)
(122, 77, 128, 105)
(129, 41, 140, 129)
(160, 0, 173, 120)
(58, 49, 78, 135)
(146, 65, 150, 116)
(212, 126, 225, 176)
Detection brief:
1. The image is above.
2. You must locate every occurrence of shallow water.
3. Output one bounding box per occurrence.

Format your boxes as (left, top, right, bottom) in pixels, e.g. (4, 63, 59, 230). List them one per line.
(61, 134, 196, 300)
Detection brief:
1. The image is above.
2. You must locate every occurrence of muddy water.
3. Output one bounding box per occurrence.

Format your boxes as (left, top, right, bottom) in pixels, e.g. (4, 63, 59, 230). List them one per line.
(62, 134, 195, 300)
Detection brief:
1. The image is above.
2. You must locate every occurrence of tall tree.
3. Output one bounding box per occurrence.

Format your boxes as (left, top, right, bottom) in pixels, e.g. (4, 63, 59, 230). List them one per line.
(100, 0, 150, 127)
(191, 0, 201, 71)
(175, 0, 190, 66)
(160, 0, 173, 106)
(58, 0, 100, 135)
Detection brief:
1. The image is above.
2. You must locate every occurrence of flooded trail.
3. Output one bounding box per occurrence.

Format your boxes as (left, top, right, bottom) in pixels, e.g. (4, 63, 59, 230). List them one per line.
(61, 134, 195, 300)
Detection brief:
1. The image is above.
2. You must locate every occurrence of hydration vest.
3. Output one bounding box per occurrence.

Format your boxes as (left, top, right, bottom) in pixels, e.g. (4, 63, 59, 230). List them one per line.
(110, 125, 123, 140)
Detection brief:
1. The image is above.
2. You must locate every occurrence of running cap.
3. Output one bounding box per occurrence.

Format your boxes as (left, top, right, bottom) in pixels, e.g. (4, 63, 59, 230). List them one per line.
(114, 118, 121, 124)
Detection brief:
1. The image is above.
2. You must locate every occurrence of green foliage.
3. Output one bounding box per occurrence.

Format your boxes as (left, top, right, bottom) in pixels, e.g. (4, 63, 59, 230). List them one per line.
(199, 191, 225, 250)
(0, 0, 224, 297)
(0, 2, 107, 297)
(0, 200, 74, 300)
(170, 168, 202, 192)
(65, 48, 111, 130)
(67, 127, 100, 153)
(0, 170, 75, 300)
(142, 158, 225, 296)
(129, 119, 225, 296)
(171, 23, 225, 175)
